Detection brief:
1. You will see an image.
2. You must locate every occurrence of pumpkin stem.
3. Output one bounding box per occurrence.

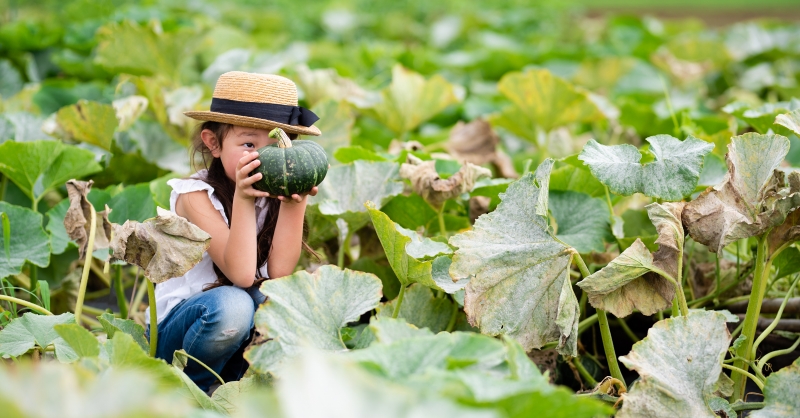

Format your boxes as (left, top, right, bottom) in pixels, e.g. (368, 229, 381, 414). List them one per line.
(270, 127, 293, 149)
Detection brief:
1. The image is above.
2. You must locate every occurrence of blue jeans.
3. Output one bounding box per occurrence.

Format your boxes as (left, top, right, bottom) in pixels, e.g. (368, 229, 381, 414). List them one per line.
(146, 285, 265, 392)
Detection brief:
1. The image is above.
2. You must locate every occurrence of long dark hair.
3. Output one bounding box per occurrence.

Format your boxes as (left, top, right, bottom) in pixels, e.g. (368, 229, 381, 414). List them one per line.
(190, 121, 313, 290)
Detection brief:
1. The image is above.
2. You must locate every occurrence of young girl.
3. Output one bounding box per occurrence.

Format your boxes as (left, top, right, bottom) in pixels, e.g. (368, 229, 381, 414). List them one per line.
(146, 71, 322, 392)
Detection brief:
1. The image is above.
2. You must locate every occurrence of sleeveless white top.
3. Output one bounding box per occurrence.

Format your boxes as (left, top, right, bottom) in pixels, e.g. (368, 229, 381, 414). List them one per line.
(146, 169, 269, 325)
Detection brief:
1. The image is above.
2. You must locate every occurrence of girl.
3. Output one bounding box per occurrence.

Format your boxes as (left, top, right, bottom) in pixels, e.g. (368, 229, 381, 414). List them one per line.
(146, 71, 322, 392)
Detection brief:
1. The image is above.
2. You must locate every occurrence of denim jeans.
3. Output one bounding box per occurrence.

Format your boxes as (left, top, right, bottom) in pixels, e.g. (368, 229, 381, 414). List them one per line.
(146, 285, 266, 392)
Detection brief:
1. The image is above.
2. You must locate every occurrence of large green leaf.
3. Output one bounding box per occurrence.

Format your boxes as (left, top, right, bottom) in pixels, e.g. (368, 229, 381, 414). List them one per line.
(55, 99, 118, 151)
(309, 160, 404, 231)
(549, 161, 606, 198)
(98, 312, 149, 352)
(107, 183, 158, 224)
(549, 190, 610, 253)
(0, 361, 195, 418)
(578, 135, 714, 201)
(377, 284, 456, 333)
(0, 140, 101, 204)
(53, 323, 100, 358)
(493, 68, 604, 136)
(617, 311, 732, 418)
(0, 202, 50, 278)
(723, 99, 800, 134)
(310, 99, 355, 166)
(0, 312, 77, 362)
(245, 265, 383, 374)
(276, 350, 498, 418)
(449, 160, 580, 355)
(45, 198, 72, 255)
(381, 193, 438, 231)
(684, 133, 800, 253)
(94, 21, 194, 81)
(751, 357, 800, 418)
(367, 202, 462, 293)
(368, 64, 460, 135)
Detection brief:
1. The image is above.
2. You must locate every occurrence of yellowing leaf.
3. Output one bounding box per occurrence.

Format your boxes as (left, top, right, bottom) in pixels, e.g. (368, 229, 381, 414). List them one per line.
(64, 180, 112, 261)
(110, 207, 211, 283)
(494, 68, 604, 135)
(112, 95, 148, 131)
(55, 99, 118, 150)
(369, 64, 460, 135)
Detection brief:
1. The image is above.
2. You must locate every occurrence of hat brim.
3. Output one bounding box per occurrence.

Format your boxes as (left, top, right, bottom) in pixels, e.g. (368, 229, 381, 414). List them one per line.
(183, 111, 321, 136)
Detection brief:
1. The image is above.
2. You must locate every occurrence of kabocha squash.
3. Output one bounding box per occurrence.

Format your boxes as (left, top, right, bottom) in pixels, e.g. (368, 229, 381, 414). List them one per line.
(250, 128, 329, 197)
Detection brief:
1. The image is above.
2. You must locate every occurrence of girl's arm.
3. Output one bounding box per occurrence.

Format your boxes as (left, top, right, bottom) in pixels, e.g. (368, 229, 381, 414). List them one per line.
(176, 151, 269, 288)
(267, 198, 307, 278)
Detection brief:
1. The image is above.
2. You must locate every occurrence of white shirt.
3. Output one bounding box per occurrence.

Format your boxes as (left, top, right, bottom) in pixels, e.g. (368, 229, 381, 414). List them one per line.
(145, 169, 269, 325)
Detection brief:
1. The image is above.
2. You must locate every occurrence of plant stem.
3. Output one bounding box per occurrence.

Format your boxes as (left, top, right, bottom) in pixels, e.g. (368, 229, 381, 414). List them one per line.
(573, 357, 598, 387)
(180, 351, 225, 385)
(147, 279, 158, 357)
(757, 336, 800, 372)
(752, 275, 800, 360)
(649, 265, 689, 316)
(437, 205, 447, 237)
(74, 204, 97, 326)
(732, 234, 770, 401)
(578, 313, 598, 334)
(127, 267, 140, 319)
(0, 295, 52, 315)
(723, 364, 764, 391)
(113, 265, 128, 319)
(337, 230, 352, 268)
(445, 298, 458, 332)
(391, 285, 406, 319)
(573, 251, 625, 387)
(731, 402, 765, 412)
(0, 175, 7, 202)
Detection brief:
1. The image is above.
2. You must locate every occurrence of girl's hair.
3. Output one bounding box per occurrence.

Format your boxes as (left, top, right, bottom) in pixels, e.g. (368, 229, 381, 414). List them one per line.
(190, 121, 315, 290)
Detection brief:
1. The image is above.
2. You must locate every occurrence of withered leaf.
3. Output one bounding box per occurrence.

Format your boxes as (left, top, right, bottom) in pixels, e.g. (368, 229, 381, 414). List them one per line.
(64, 180, 113, 261)
(767, 172, 800, 255)
(683, 133, 800, 253)
(447, 119, 518, 179)
(110, 207, 211, 283)
(400, 154, 492, 209)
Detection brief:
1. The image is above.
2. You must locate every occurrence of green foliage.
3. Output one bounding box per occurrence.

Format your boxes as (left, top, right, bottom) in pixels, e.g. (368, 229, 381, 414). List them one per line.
(0, 312, 78, 362)
(0, 202, 50, 278)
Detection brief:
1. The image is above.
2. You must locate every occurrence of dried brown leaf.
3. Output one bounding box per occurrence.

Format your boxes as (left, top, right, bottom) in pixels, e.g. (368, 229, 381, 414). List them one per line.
(683, 133, 800, 253)
(767, 172, 800, 255)
(447, 119, 518, 178)
(64, 180, 113, 260)
(400, 155, 492, 209)
(110, 207, 211, 283)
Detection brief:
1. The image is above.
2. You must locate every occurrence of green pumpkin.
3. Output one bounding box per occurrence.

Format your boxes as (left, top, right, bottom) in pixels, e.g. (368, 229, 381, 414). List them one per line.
(250, 128, 328, 197)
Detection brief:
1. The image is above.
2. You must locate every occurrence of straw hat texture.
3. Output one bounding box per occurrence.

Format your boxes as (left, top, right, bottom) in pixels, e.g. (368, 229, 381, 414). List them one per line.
(184, 71, 321, 136)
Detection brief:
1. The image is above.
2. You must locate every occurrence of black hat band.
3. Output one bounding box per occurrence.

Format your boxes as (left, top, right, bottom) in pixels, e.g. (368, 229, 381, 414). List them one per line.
(210, 98, 319, 127)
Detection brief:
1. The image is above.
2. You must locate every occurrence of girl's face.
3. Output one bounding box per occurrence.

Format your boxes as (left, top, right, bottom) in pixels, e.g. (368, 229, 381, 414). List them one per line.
(203, 126, 278, 181)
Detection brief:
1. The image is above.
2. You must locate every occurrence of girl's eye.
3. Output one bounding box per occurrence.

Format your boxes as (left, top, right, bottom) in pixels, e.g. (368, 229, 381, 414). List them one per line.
(244, 143, 255, 148)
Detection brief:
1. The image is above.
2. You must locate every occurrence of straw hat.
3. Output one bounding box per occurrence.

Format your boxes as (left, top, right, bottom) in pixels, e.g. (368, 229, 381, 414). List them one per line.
(184, 71, 321, 136)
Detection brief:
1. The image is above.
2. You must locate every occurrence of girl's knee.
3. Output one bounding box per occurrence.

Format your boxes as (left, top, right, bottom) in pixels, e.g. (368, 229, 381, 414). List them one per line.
(205, 287, 256, 340)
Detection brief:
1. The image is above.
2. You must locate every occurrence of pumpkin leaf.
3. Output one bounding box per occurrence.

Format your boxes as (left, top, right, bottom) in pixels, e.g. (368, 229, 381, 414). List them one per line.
(0, 312, 78, 363)
(449, 160, 580, 355)
(549, 161, 606, 198)
(775, 109, 800, 137)
(94, 21, 193, 81)
(400, 154, 492, 209)
(617, 311, 732, 418)
(296, 65, 377, 108)
(368, 64, 460, 135)
(64, 180, 113, 261)
(492, 68, 604, 136)
(683, 133, 800, 253)
(0, 140, 101, 204)
(107, 183, 158, 224)
(55, 99, 117, 150)
(309, 160, 404, 231)
(367, 202, 460, 292)
(381, 193, 438, 231)
(447, 119, 518, 179)
(0, 202, 50, 279)
(723, 99, 800, 134)
(110, 207, 211, 283)
(53, 323, 100, 358)
(112, 95, 149, 131)
(576, 239, 674, 318)
(334, 146, 388, 164)
(45, 199, 72, 255)
(751, 357, 800, 418)
(98, 312, 149, 353)
(578, 135, 714, 201)
(548, 190, 610, 253)
(377, 284, 456, 333)
(245, 265, 382, 374)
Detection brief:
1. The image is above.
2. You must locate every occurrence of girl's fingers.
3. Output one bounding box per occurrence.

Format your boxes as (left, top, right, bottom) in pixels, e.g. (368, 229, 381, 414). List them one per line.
(292, 194, 303, 202)
(240, 172, 262, 187)
(308, 186, 318, 196)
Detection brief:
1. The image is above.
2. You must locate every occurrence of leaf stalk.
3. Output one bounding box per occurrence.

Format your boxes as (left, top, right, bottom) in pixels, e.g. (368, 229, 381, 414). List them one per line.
(73, 203, 97, 326)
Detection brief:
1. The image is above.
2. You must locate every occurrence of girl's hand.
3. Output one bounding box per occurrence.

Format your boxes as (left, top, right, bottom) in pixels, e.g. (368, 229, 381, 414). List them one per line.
(235, 151, 270, 200)
(272, 186, 318, 203)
